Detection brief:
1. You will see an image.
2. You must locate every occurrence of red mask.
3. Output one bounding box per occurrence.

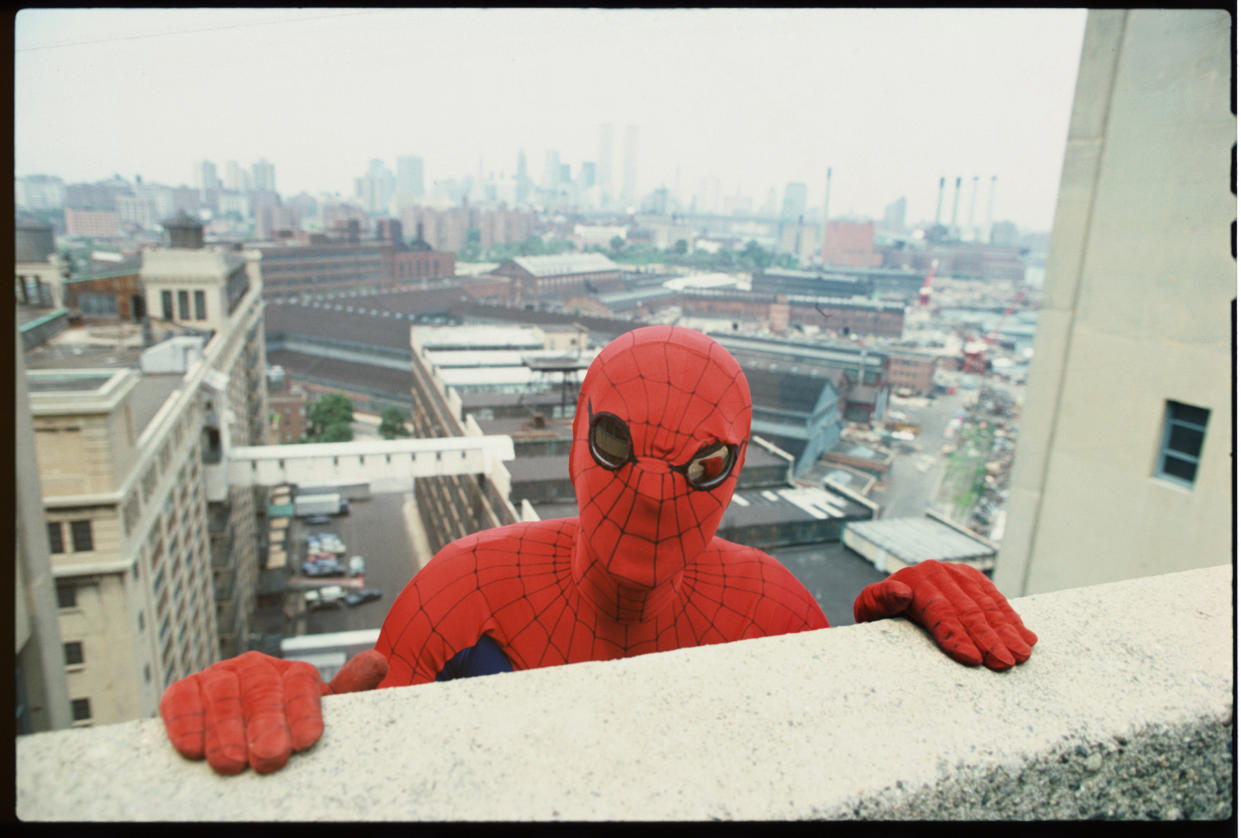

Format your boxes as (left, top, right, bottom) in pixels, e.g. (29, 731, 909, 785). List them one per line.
(570, 326, 752, 591)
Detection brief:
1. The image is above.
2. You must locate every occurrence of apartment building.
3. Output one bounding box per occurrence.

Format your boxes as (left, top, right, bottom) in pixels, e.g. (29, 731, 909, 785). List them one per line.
(64, 208, 122, 240)
(18, 215, 270, 725)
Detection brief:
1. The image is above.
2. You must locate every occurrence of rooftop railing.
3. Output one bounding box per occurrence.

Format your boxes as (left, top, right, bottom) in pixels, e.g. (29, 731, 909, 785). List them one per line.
(16, 564, 1233, 821)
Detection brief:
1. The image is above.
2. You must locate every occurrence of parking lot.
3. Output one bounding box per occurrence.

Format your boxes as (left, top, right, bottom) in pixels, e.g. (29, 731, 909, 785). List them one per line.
(290, 490, 429, 636)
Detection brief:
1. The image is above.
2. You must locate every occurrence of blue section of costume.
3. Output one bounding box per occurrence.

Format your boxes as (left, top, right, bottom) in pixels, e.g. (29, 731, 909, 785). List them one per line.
(434, 633, 514, 681)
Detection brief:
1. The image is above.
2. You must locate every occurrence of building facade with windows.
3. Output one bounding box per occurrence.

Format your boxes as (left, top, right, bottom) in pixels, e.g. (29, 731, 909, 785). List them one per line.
(26, 364, 220, 727)
(16, 216, 272, 726)
(491, 253, 623, 303)
(993, 10, 1233, 597)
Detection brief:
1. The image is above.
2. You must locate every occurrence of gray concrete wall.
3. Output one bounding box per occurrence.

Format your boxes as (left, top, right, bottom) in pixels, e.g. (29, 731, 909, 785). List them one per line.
(995, 9, 1235, 597)
(16, 564, 1233, 821)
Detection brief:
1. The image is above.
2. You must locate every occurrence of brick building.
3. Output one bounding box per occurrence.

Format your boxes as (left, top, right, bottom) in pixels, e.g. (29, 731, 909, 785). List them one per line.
(678, 288, 904, 340)
(822, 220, 881, 268)
(375, 219, 456, 288)
(491, 253, 623, 303)
(62, 269, 144, 321)
(885, 349, 939, 395)
(252, 241, 388, 296)
(265, 368, 307, 444)
(65, 209, 122, 240)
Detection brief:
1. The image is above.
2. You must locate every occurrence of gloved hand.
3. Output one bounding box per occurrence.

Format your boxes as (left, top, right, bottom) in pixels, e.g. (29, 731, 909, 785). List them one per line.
(159, 649, 388, 775)
(853, 560, 1037, 671)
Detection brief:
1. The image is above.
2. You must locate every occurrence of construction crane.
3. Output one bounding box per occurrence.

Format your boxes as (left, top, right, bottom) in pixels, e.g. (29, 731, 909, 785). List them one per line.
(961, 287, 1026, 374)
(916, 260, 937, 308)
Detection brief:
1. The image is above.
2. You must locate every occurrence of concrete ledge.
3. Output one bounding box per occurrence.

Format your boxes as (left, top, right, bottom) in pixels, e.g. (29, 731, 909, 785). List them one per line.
(17, 564, 1234, 821)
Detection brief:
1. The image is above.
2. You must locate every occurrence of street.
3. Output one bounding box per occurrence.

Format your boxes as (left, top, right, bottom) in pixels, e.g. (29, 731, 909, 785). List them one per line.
(869, 389, 968, 519)
(293, 490, 429, 635)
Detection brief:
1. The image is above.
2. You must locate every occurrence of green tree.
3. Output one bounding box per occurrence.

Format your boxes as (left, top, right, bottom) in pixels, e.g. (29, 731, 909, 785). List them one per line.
(672, 239, 688, 256)
(741, 240, 772, 270)
(458, 229, 482, 261)
(378, 405, 411, 440)
(609, 235, 626, 252)
(306, 393, 354, 442)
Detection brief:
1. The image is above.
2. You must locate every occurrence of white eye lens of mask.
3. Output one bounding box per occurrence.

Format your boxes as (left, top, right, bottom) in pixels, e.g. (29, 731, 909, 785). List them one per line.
(590, 413, 632, 469)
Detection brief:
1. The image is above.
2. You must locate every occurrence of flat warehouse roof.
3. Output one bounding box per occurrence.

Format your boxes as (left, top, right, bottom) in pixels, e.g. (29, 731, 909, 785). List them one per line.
(843, 517, 995, 564)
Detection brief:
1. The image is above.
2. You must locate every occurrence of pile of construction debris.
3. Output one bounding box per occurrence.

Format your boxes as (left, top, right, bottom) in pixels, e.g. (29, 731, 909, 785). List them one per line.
(965, 385, 1021, 538)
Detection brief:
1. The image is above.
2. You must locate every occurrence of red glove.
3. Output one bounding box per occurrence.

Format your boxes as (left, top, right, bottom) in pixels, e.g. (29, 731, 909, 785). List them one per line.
(853, 560, 1037, 671)
(159, 649, 388, 775)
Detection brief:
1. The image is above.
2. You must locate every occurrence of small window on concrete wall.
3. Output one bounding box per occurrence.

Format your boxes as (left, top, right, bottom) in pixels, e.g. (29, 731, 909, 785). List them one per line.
(64, 641, 84, 666)
(162, 290, 173, 320)
(1156, 400, 1210, 488)
(70, 519, 94, 552)
(194, 289, 206, 320)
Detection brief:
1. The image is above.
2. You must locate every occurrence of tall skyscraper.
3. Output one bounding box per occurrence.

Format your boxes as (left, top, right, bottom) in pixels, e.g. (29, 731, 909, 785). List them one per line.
(195, 161, 220, 196)
(578, 161, 597, 191)
(251, 158, 276, 193)
(356, 159, 396, 215)
(622, 125, 638, 207)
(543, 150, 562, 190)
(397, 156, 425, 201)
(224, 161, 249, 192)
(515, 150, 530, 205)
(882, 196, 907, 232)
(598, 123, 614, 203)
(780, 182, 808, 220)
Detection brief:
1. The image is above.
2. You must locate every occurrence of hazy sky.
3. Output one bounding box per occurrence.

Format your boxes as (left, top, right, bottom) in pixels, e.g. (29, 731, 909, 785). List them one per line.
(15, 8, 1087, 230)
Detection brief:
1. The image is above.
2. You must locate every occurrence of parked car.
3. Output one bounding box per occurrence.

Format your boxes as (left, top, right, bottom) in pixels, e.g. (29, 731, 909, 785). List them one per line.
(305, 585, 347, 609)
(304, 515, 332, 526)
(348, 555, 366, 577)
(344, 588, 382, 607)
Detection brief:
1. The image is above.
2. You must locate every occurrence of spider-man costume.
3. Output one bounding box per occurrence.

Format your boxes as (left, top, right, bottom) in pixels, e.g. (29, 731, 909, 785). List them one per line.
(161, 325, 1037, 775)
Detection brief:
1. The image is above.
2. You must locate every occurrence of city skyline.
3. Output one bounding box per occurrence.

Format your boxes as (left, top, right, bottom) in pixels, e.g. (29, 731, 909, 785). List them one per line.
(16, 8, 1087, 230)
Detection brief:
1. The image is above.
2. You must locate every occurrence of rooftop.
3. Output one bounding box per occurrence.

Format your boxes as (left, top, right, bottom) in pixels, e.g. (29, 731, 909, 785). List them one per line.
(265, 350, 416, 397)
(843, 516, 997, 567)
(714, 333, 888, 368)
(723, 485, 870, 527)
(508, 252, 620, 277)
(16, 565, 1232, 820)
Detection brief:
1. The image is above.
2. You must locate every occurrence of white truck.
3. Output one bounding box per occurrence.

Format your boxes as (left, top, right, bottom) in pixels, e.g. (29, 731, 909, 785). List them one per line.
(305, 585, 347, 609)
(295, 493, 348, 517)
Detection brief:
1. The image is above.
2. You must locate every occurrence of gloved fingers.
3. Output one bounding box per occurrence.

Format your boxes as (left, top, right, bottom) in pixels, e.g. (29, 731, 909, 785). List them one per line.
(913, 593, 983, 667)
(987, 590, 1039, 647)
(327, 649, 390, 694)
(959, 606, 1016, 671)
(159, 674, 207, 761)
(199, 666, 248, 775)
(231, 652, 294, 774)
(997, 623, 1033, 665)
(280, 661, 325, 752)
(936, 569, 1016, 671)
(853, 578, 914, 623)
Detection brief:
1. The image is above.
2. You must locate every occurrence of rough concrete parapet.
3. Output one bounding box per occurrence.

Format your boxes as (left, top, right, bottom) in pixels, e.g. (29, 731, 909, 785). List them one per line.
(16, 564, 1233, 821)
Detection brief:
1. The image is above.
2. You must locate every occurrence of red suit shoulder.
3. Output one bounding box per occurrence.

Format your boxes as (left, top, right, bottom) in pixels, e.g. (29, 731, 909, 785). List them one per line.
(375, 518, 578, 686)
(678, 538, 830, 642)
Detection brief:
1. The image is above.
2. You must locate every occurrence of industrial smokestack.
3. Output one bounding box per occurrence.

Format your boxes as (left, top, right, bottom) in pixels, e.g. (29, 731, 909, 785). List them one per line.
(950, 176, 962, 239)
(935, 176, 945, 225)
(968, 175, 979, 241)
(985, 175, 997, 244)
(823, 167, 833, 223)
